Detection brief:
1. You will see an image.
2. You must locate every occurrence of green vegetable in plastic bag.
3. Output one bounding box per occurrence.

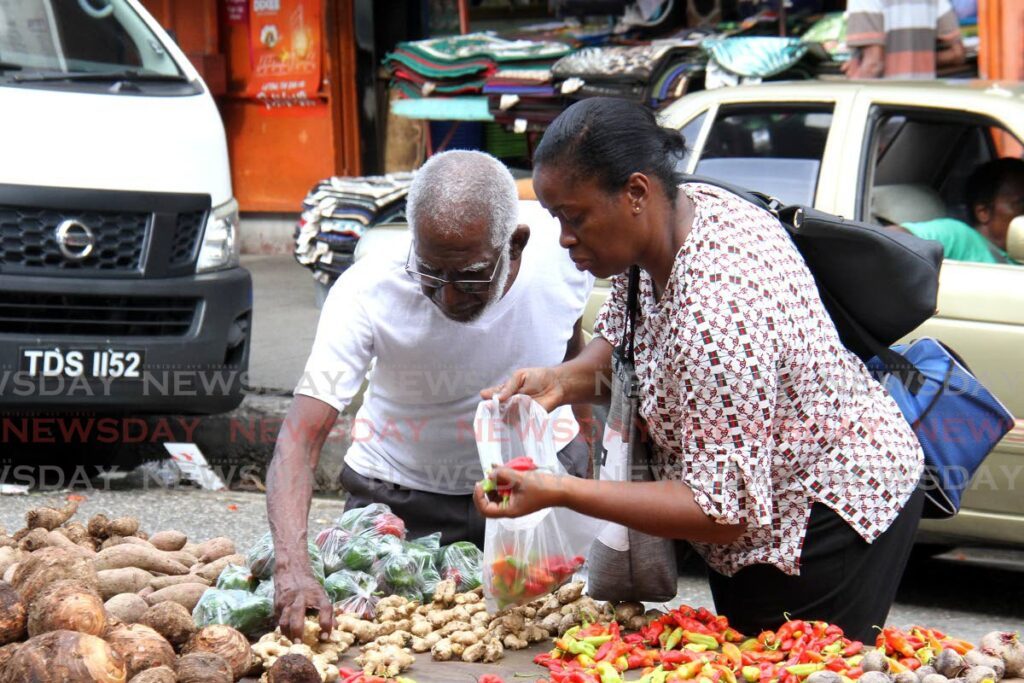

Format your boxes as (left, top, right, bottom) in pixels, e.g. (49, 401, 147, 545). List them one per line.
(193, 588, 273, 637)
(337, 534, 380, 573)
(215, 563, 256, 592)
(315, 527, 353, 575)
(403, 539, 441, 601)
(440, 541, 483, 592)
(255, 578, 274, 603)
(246, 532, 325, 583)
(324, 569, 377, 603)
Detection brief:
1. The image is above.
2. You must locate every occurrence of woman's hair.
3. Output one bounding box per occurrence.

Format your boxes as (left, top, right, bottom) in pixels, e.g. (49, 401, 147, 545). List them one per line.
(966, 157, 1024, 213)
(533, 97, 688, 201)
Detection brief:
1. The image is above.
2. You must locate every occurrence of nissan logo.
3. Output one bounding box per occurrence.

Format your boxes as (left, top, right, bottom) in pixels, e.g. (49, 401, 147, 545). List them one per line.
(55, 220, 96, 261)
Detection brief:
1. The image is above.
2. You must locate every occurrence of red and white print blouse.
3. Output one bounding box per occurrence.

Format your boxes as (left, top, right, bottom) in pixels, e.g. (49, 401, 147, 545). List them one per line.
(593, 183, 924, 577)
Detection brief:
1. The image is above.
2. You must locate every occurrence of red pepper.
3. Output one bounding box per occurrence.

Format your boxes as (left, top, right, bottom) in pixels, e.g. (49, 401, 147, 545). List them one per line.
(478, 676, 507, 683)
(776, 621, 806, 643)
(758, 631, 778, 649)
(884, 628, 917, 658)
(847, 668, 864, 679)
(843, 642, 864, 657)
(826, 625, 844, 637)
(675, 615, 716, 637)
(826, 658, 847, 672)
(506, 456, 538, 471)
(594, 641, 615, 662)
(900, 658, 922, 671)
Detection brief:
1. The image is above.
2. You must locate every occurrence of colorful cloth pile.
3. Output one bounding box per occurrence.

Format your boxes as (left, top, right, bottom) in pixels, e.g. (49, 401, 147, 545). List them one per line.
(550, 42, 706, 107)
(385, 32, 573, 100)
(293, 173, 413, 284)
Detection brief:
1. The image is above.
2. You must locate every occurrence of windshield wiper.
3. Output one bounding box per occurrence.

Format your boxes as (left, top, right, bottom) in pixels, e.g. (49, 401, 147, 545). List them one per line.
(12, 69, 188, 83)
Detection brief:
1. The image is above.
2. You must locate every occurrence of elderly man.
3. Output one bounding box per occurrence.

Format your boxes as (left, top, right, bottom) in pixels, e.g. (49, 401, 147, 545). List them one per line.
(267, 150, 594, 638)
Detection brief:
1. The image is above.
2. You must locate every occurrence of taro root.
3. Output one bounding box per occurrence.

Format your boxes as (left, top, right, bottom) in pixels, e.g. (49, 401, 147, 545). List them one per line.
(126, 666, 176, 683)
(896, 673, 921, 683)
(0, 581, 26, 644)
(104, 594, 150, 625)
(267, 653, 321, 683)
(979, 631, 1024, 678)
(175, 651, 233, 683)
(806, 672, 844, 683)
(27, 579, 106, 637)
(917, 666, 939, 681)
(105, 623, 176, 679)
(0, 630, 127, 683)
(182, 625, 253, 679)
(11, 546, 99, 603)
(140, 601, 197, 648)
(0, 643, 20, 670)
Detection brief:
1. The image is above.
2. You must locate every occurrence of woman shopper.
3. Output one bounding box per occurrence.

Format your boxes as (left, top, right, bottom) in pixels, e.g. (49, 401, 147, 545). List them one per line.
(475, 97, 924, 641)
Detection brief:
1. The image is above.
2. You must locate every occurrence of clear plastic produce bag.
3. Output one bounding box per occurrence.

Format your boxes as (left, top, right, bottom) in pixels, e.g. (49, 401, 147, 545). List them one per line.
(246, 532, 326, 584)
(475, 396, 602, 611)
(324, 569, 378, 603)
(326, 568, 381, 620)
(315, 526, 353, 575)
(370, 543, 431, 602)
(336, 503, 407, 540)
(193, 588, 273, 637)
(439, 541, 483, 593)
(215, 563, 257, 592)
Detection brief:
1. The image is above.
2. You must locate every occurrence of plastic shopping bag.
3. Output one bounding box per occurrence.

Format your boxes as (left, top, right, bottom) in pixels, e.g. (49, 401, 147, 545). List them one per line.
(475, 395, 601, 611)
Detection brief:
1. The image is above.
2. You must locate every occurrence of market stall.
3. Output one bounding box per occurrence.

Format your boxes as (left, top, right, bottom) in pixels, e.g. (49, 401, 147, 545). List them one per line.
(1, 498, 1022, 683)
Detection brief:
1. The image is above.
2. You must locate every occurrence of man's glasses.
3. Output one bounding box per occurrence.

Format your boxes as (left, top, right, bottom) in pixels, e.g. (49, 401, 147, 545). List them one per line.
(404, 244, 503, 294)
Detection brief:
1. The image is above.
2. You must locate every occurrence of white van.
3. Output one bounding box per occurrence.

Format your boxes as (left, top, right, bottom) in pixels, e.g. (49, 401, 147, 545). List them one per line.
(0, 0, 251, 415)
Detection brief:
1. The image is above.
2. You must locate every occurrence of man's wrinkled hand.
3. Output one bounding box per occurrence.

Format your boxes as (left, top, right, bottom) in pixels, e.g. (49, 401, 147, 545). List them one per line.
(273, 567, 334, 642)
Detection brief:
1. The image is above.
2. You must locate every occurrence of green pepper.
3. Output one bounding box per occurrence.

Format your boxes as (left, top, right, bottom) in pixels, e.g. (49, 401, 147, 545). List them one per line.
(785, 663, 826, 678)
(743, 666, 762, 682)
(596, 661, 624, 683)
(582, 634, 614, 647)
(915, 647, 935, 666)
(665, 627, 685, 650)
(685, 643, 709, 652)
(684, 631, 720, 650)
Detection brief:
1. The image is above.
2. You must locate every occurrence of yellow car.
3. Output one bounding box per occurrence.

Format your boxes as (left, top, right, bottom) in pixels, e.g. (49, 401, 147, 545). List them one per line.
(360, 80, 1024, 548)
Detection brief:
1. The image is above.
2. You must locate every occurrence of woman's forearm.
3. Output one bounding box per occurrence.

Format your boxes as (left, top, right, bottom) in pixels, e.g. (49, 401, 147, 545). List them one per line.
(557, 476, 745, 544)
(555, 336, 614, 406)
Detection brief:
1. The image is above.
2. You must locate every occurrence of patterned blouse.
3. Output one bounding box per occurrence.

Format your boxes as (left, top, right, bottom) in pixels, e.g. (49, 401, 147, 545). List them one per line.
(593, 183, 924, 577)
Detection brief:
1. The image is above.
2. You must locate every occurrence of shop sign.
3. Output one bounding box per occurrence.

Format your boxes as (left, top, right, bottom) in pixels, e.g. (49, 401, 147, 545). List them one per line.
(244, 0, 321, 108)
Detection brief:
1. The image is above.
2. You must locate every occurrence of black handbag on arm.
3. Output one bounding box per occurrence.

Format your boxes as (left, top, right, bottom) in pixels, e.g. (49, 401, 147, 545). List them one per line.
(587, 266, 679, 603)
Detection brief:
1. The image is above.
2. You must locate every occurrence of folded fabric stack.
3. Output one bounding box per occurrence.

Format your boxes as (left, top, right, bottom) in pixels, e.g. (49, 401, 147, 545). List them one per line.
(550, 42, 706, 107)
(385, 32, 573, 100)
(484, 61, 565, 130)
(293, 173, 414, 284)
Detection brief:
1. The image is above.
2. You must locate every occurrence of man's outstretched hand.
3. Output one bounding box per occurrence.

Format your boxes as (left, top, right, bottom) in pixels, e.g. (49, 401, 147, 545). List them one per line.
(274, 566, 334, 642)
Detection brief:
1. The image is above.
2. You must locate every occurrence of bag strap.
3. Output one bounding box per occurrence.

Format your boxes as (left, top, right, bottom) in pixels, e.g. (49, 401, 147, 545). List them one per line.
(681, 174, 926, 393)
(617, 265, 642, 365)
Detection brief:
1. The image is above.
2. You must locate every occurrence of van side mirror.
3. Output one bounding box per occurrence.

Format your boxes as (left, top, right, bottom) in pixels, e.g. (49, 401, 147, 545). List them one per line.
(1008, 216, 1024, 263)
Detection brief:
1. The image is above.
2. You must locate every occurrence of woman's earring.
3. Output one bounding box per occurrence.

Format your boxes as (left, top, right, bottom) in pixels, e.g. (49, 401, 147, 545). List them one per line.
(633, 202, 641, 214)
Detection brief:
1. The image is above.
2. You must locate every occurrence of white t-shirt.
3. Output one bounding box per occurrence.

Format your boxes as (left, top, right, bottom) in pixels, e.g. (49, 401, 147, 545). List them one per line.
(296, 201, 594, 494)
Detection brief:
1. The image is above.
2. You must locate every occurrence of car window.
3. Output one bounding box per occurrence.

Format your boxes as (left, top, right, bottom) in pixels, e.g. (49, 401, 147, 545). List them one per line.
(865, 110, 1024, 222)
(676, 110, 707, 173)
(865, 107, 1024, 266)
(694, 105, 834, 206)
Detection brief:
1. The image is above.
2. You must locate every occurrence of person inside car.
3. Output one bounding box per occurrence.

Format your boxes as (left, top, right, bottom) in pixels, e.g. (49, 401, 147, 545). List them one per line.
(896, 158, 1024, 265)
(476, 97, 925, 642)
(266, 149, 593, 639)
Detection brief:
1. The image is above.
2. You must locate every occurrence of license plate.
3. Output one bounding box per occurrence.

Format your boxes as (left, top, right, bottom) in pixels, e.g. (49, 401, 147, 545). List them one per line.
(20, 348, 145, 379)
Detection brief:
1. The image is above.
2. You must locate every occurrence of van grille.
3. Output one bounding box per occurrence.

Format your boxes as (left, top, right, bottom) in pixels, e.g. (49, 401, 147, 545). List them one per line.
(0, 207, 149, 272)
(0, 293, 198, 337)
(170, 211, 205, 267)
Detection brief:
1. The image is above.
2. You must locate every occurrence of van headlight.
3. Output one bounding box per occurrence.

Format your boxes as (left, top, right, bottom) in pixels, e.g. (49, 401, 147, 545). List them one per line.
(197, 199, 240, 272)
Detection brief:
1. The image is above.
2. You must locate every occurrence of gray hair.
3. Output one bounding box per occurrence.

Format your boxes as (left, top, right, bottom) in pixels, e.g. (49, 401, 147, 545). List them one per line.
(406, 150, 518, 248)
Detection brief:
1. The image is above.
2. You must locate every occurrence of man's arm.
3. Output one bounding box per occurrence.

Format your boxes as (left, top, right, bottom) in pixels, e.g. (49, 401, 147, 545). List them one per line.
(843, 45, 885, 78)
(937, 37, 966, 67)
(267, 395, 339, 640)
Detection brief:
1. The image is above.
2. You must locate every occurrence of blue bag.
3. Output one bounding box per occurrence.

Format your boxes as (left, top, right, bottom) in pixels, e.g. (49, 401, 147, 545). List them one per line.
(867, 338, 1015, 519)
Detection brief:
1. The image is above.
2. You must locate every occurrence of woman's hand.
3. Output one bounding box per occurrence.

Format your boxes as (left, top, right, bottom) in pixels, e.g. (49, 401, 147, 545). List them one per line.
(481, 366, 565, 412)
(473, 467, 566, 518)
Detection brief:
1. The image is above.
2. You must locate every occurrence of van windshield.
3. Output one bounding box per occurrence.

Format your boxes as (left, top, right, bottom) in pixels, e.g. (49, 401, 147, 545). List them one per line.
(0, 0, 182, 79)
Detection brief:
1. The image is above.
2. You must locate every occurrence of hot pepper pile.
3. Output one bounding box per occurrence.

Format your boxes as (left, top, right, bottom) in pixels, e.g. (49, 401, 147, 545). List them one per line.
(534, 606, 874, 683)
